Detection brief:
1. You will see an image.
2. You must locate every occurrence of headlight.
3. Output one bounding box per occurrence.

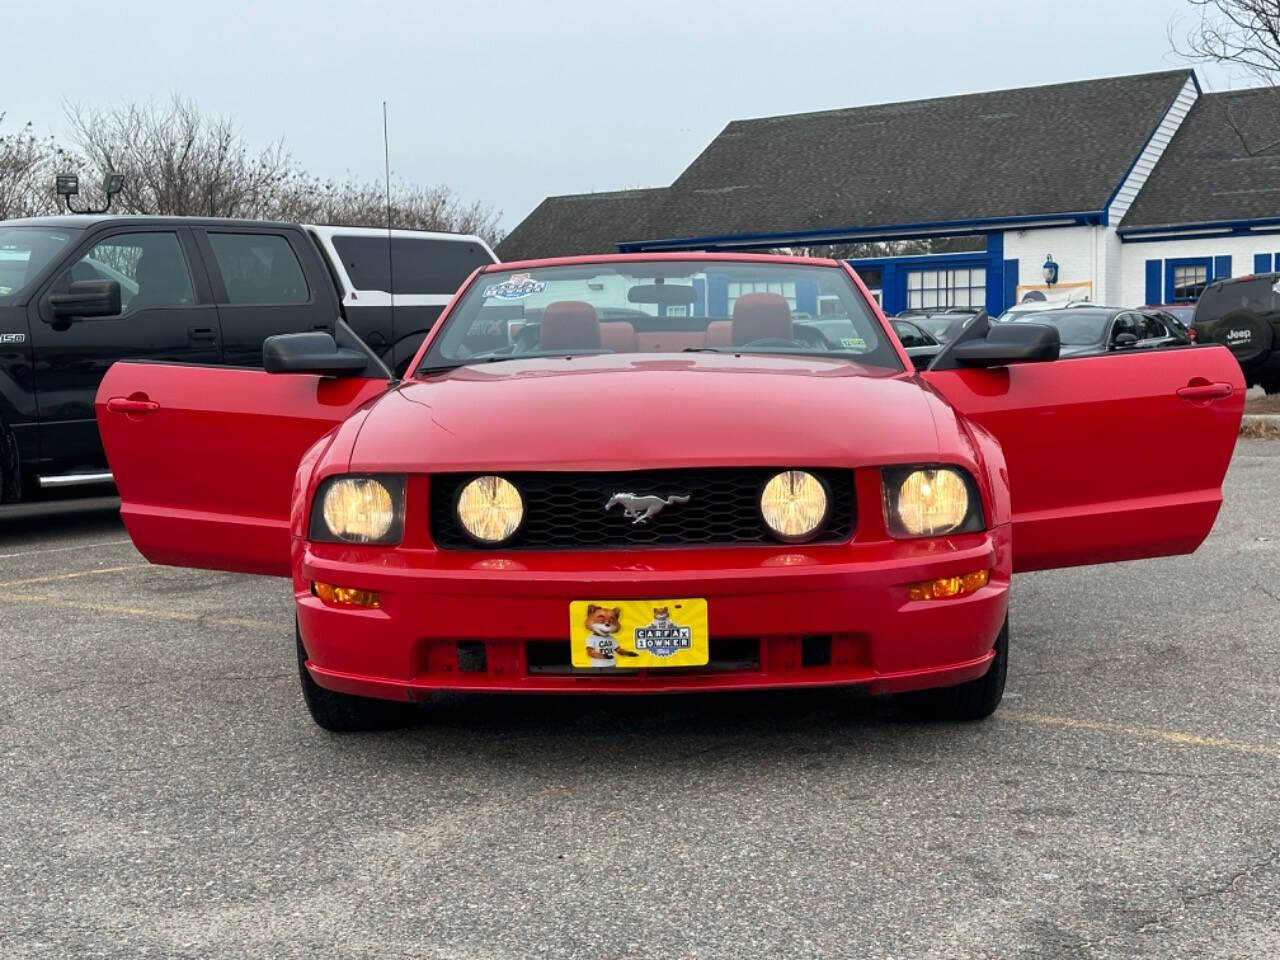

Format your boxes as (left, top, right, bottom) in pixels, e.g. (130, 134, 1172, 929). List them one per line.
(310, 476, 405, 544)
(456, 475, 524, 544)
(759, 470, 829, 542)
(882, 466, 982, 538)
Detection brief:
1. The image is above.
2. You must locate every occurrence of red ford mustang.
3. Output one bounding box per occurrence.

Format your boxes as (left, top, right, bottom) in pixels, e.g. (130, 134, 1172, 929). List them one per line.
(95, 254, 1244, 730)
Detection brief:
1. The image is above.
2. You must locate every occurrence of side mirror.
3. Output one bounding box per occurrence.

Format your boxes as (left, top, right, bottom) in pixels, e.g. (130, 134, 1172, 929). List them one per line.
(1112, 332, 1138, 349)
(263, 332, 371, 377)
(950, 322, 1060, 368)
(46, 280, 121, 321)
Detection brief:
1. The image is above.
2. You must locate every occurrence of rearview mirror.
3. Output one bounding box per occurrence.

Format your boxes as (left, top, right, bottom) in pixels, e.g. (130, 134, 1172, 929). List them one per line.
(263, 332, 371, 377)
(949, 322, 1060, 368)
(47, 280, 121, 321)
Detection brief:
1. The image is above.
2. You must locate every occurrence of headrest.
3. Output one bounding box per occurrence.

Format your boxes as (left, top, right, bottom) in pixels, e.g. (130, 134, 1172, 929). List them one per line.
(539, 300, 601, 350)
(599, 320, 637, 353)
(732, 292, 793, 346)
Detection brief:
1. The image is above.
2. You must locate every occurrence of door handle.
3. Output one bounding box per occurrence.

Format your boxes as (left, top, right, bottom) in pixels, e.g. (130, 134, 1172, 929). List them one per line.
(1176, 382, 1233, 401)
(189, 326, 217, 342)
(106, 396, 159, 415)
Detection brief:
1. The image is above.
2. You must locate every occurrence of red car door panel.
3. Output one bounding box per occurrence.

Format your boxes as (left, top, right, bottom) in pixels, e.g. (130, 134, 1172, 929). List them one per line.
(923, 346, 1244, 573)
(97, 363, 386, 576)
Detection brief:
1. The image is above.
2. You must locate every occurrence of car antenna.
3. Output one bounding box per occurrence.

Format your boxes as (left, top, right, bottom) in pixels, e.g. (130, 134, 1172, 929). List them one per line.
(382, 101, 401, 387)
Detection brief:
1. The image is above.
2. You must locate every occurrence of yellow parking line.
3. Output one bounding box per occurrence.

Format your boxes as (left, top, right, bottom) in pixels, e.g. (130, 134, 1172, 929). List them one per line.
(0, 564, 149, 588)
(1006, 711, 1280, 760)
(6, 592, 276, 630)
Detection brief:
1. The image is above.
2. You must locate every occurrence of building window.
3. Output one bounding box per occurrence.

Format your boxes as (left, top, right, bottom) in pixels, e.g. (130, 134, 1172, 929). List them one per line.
(906, 267, 985, 310)
(727, 280, 797, 313)
(1171, 263, 1209, 302)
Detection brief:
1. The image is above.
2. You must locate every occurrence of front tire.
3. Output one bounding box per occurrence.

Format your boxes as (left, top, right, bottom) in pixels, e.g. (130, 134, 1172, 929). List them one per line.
(899, 616, 1008, 721)
(296, 623, 422, 732)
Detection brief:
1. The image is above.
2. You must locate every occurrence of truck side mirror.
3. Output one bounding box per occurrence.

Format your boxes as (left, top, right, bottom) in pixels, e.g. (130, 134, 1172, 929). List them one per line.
(263, 331, 371, 377)
(46, 280, 122, 321)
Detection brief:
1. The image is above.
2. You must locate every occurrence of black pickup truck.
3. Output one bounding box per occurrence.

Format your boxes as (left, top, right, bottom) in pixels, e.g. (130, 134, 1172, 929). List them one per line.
(0, 215, 494, 502)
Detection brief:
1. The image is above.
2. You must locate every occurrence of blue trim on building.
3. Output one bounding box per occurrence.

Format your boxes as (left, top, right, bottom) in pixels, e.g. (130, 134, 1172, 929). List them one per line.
(795, 277, 818, 316)
(1145, 259, 1162, 304)
(1119, 215, 1280, 242)
(1214, 255, 1233, 281)
(1255, 253, 1273, 274)
(1003, 259, 1019, 308)
(692, 277, 707, 317)
(847, 235, 1012, 316)
(618, 211, 1104, 253)
(1164, 256, 1214, 303)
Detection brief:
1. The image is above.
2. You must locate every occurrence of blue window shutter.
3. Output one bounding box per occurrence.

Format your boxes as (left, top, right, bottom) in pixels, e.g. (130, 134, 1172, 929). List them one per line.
(1214, 255, 1232, 280)
(1002, 259, 1019, 314)
(1144, 260, 1161, 304)
(1255, 254, 1272, 274)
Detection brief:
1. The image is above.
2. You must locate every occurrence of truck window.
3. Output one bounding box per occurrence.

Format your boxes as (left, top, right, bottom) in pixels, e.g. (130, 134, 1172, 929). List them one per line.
(331, 236, 490, 295)
(208, 233, 309, 304)
(52, 232, 194, 315)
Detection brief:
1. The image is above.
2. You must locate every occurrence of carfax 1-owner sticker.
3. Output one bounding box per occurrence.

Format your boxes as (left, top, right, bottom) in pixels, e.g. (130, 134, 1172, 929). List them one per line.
(569, 599, 709, 668)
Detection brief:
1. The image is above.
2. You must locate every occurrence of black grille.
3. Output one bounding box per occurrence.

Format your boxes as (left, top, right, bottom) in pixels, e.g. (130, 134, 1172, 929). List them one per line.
(429, 468, 854, 550)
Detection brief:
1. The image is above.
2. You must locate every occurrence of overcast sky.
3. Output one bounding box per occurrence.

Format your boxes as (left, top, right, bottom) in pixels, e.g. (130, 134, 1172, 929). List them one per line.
(3, 0, 1247, 230)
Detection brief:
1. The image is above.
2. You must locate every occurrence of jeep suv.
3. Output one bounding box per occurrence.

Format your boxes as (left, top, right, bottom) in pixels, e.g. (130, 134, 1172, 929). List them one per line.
(1191, 273, 1280, 393)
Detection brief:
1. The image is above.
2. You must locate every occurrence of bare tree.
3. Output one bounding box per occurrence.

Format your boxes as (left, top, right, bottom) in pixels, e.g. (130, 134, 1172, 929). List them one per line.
(1172, 0, 1280, 153)
(60, 95, 505, 244)
(66, 96, 302, 218)
(278, 177, 506, 245)
(0, 114, 66, 220)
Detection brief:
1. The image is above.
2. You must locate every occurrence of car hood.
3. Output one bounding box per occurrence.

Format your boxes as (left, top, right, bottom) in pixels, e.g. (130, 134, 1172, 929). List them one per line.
(349, 354, 943, 472)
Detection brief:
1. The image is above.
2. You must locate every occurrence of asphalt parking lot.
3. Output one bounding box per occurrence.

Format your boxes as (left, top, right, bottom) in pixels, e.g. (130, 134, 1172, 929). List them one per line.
(1, 445, 1277, 960)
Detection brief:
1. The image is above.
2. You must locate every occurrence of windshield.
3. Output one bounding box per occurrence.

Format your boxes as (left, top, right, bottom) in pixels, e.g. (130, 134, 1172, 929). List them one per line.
(420, 259, 901, 373)
(1011, 308, 1110, 345)
(0, 226, 76, 300)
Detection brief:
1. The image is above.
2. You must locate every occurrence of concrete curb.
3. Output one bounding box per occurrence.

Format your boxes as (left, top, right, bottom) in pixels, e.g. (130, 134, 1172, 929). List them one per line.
(1241, 413, 1280, 437)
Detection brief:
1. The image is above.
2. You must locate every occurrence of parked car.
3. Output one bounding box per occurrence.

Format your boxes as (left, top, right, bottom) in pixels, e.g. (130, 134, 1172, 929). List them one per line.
(911, 313, 975, 344)
(995, 296, 1094, 323)
(0, 216, 495, 502)
(95, 253, 1243, 731)
(1190, 273, 1280, 393)
(1143, 305, 1196, 342)
(1005, 307, 1191, 358)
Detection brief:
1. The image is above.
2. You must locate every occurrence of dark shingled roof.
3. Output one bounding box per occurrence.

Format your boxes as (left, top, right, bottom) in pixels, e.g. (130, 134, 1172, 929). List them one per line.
(629, 70, 1193, 244)
(497, 188, 666, 261)
(1121, 87, 1280, 229)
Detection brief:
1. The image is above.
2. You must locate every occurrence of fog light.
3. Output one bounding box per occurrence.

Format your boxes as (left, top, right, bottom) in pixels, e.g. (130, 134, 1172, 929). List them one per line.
(907, 569, 989, 601)
(312, 581, 381, 609)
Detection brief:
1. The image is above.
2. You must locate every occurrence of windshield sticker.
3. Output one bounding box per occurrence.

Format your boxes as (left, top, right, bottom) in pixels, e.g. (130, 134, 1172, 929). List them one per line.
(483, 273, 547, 300)
(0, 286, 11, 295)
(841, 336, 867, 349)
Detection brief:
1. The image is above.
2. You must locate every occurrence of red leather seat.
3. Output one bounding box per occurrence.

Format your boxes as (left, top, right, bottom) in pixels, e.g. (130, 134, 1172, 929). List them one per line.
(732, 292, 793, 346)
(539, 301, 601, 350)
(704, 320, 733, 347)
(599, 320, 637, 353)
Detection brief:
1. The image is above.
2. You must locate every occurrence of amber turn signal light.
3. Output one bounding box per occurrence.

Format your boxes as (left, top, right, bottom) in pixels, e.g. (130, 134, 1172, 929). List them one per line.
(907, 569, 989, 601)
(312, 581, 381, 609)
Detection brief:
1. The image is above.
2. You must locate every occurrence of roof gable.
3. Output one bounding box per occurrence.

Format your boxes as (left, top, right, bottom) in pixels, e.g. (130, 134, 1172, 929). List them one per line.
(497, 188, 665, 261)
(1120, 86, 1280, 230)
(632, 70, 1193, 244)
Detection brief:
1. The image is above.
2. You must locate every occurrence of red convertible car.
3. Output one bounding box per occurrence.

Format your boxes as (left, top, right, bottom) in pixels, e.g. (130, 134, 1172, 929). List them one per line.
(95, 254, 1244, 730)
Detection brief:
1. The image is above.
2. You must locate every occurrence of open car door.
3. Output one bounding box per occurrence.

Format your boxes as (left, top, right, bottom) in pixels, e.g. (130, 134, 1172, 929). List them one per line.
(97, 361, 387, 577)
(923, 344, 1244, 573)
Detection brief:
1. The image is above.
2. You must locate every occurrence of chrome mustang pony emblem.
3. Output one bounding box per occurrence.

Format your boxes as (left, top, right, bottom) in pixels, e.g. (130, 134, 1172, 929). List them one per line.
(605, 492, 691, 524)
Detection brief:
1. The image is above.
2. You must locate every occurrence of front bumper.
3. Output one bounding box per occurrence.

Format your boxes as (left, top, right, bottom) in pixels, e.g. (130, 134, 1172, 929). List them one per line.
(294, 529, 1011, 701)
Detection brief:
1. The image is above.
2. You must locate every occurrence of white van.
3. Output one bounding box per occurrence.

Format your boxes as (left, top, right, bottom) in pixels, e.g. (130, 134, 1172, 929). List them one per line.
(306, 225, 498, 375)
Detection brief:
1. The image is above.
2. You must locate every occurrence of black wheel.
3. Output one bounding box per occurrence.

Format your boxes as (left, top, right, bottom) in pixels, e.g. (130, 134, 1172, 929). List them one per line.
(296, 623, 423, 732)
(899, 616, 1008, 721)
(1260, 374, 1280, 396)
